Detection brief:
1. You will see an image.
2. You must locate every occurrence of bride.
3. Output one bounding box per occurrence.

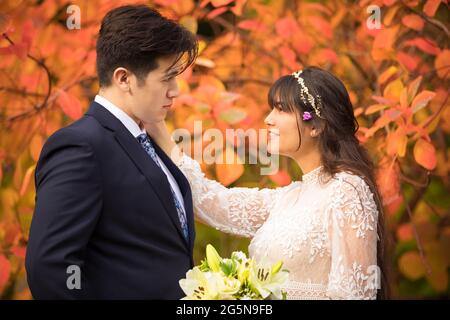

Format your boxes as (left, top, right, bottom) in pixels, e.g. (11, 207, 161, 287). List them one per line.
(146, 66, 388, 300)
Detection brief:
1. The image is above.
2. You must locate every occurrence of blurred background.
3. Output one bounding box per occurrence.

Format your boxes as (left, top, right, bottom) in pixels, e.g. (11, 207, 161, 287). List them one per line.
(0, 0, 449, 299)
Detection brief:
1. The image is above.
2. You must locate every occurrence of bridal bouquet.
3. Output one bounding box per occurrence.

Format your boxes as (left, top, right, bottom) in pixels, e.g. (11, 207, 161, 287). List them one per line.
(179, 244, 289, 300)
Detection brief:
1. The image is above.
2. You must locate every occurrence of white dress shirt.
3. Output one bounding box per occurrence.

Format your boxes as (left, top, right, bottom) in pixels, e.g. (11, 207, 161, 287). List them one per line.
(94, 95, 185, 210)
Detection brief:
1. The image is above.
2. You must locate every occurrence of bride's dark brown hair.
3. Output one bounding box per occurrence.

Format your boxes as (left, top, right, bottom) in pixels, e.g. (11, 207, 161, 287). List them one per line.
(268, 66, 389, 299)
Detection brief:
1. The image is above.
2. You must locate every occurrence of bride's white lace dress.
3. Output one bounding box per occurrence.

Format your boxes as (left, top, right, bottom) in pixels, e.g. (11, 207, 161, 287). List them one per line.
(177, 155, 379, 300)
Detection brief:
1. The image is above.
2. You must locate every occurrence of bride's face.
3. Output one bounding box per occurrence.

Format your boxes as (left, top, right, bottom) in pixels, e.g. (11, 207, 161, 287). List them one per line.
(264, 102, 302, 156)
(264, 100, 318, 158)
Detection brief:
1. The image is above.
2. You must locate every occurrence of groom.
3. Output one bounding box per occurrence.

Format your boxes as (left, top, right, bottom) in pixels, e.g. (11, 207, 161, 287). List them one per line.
(26, 5, 198, 299)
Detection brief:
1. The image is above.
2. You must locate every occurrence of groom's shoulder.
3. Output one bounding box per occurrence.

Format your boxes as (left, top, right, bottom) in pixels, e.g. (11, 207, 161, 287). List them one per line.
(43, 113, 105, 152)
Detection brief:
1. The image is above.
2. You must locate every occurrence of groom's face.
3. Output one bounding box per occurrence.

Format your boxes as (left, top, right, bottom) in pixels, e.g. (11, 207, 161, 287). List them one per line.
(128, 56, 181, 123)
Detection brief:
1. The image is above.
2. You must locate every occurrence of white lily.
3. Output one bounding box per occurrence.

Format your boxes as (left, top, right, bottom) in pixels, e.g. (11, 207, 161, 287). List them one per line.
(248, 260, 289, 299)
(179, 267, 221, 300)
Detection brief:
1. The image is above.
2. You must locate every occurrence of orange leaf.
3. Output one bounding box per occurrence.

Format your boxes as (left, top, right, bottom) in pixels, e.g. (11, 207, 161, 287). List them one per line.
(399, 251, 426, 280)
(19, 165, 35, 197)
(373, 26, 398, 49)
(57, 90, 83, 120)
(411, 90, 436, 113)
(378, 66, 398, 85)
(269, 170, 291, 186)
(376, 158, 401, 210)
(0, 254, 11, 292)
(215, 148, 244, 186)
(292, 32, 314, 54)
(0, 14, 12, 34)
(387, 128, 407, 157)
(400, 88, 409, 109)
(313, 48, 338, 65)
(307, 16, 332, 39)
(407, 76, 423, 104)
(414, 138, 437, 170)
(423, 0, 441, 17)
(365, 104, 388, 115)
(434, 49, 450, 79)
(215, 160, 244, 186)
(401, 14, 424, 31)
(29, 135, 43, 162)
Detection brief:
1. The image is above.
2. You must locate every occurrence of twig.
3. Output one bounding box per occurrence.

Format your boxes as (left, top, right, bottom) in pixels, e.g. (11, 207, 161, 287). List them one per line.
(400, 187, 432, 276)
(1, 33, 52, 122)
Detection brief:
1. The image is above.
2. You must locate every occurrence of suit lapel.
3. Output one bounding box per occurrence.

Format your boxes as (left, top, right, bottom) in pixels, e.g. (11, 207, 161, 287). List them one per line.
(85, 102, 190, 250)
(152, 139, 195, 252)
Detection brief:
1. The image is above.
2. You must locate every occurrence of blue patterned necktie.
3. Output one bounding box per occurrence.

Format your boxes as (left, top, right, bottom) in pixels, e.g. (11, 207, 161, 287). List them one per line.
(137, 133, 189, 241)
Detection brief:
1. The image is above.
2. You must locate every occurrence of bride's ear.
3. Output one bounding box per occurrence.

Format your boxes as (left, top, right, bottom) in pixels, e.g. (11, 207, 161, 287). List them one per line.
(309, 125, 323, 138)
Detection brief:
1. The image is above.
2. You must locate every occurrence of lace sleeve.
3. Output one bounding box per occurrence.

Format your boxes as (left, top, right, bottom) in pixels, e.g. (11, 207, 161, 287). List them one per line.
(326, 174, 379, 300)
(178, 154, 294, 238)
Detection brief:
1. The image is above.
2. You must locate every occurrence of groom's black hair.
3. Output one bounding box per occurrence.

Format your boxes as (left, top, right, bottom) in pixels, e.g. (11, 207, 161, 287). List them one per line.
(96, 5, 198, 87)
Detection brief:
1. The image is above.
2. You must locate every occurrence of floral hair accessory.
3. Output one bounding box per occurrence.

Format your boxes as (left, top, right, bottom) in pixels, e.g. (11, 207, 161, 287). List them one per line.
(302, 111, 313, 121)
(292, 70, 324, 119)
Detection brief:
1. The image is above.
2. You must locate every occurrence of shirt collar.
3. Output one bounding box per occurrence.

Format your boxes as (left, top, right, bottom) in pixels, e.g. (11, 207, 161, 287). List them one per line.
(94, 94, 146, 138)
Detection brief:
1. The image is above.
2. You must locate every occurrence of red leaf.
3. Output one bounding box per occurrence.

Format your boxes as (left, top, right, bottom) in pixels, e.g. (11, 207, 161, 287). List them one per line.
(207, 7, 228, 19)
(423, 0, 441, 17)
(57, 90, 83, 120)
(397, 223, 414, 242)
(11, 245, 26, 259)
(278, 46, 298, 70)
(237, 19, 267, 32)
(275, 17, 299, 39)
(0, 255, 11, 292)
(401, 14, 424, 31)
(211, 0, 234, 6)
(397, 51, 421, 71)
(404, 38, 441, 55)
(414, 138, 437, 170)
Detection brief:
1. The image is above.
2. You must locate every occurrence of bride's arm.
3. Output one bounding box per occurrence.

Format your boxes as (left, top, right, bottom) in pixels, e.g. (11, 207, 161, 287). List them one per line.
(326, 174, 379, 300)
(145, 121, 289, 238)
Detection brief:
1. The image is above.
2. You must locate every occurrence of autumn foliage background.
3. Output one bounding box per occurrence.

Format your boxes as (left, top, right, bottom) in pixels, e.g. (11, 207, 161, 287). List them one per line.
(0, 0, 449, 299)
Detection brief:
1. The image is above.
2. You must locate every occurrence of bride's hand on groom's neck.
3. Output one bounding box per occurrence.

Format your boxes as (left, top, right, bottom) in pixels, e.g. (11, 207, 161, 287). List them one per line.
(143, 120, 183, 164)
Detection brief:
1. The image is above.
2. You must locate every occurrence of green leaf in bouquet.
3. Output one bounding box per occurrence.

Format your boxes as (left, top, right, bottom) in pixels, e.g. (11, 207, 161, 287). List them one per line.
(220, 258, 238, 276)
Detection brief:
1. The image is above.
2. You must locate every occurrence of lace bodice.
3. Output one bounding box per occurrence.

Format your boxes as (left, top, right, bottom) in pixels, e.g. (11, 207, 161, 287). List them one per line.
(178, 155, 379, 300)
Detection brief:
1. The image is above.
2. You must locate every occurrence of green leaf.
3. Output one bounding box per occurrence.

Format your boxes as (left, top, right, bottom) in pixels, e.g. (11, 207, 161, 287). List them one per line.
(219, 108, 247, 124)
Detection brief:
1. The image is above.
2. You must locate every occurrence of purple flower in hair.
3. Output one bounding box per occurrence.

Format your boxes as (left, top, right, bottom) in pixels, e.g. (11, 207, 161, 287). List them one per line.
(302, 111, 313, 121)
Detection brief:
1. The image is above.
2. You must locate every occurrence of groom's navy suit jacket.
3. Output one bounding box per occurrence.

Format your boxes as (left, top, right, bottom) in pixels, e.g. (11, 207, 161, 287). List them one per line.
(26, 101, 195, 299)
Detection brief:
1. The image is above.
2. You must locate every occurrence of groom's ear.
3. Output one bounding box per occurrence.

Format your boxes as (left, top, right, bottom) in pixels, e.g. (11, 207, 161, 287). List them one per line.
(112, 67, 131, 92)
